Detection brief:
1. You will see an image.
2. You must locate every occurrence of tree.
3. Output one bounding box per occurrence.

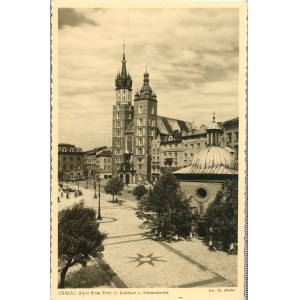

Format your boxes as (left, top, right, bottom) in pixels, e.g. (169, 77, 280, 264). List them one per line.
(204, 179, 238, 251)
(58, 170, 64, 181)
(63, 173, 70, 182)
(104, 176, 124, 203)
(58, 200, 106, 288)
(133, 184, 148, 200)
(136, 171, 193, 239)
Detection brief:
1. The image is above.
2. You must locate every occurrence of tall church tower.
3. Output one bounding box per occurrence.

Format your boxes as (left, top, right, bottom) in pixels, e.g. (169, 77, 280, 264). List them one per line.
(112, 44, 134, 175)
(133, 69, 158, 183)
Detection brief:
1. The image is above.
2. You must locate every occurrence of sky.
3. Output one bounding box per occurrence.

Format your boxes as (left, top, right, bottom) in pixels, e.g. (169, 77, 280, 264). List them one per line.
(58, 8, 239, 151)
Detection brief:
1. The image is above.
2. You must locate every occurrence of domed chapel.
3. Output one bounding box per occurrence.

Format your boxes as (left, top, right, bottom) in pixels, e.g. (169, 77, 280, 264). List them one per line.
(173, 115, 238, 237)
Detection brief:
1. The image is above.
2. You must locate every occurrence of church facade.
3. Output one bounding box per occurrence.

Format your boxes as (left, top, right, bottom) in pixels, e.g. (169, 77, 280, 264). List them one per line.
(111, 46, 239, 185)
(112, 46, 193, 184)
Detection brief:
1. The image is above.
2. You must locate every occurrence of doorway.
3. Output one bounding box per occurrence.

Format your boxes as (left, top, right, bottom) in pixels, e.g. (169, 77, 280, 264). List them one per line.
(125, 173, 130, 184)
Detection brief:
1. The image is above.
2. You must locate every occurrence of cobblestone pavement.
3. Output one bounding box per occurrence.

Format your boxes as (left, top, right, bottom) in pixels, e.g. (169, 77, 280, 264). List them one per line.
(58, 185, 237, 288)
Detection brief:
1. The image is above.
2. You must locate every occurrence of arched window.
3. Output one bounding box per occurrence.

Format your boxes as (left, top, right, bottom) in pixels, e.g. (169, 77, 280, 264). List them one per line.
(117, 112, 119, 119)
(151, 105, 154, 114)
(139, 119, 143, 126)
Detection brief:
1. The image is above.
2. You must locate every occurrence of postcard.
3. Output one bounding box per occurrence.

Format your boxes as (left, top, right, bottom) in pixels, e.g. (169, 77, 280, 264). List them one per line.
(51, 1, 247, 299)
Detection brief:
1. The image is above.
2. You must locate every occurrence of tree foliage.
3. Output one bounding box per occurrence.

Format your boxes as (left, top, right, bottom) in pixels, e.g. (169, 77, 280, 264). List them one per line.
(58, 201, 106, 288)
(204, 179, 238, 250)
(63, 173, 70, 182)
(58, 171, 64, 181)
(136, 171, 193, 239)
(104, 176, 124, 202)
(132, 184, 148, 200)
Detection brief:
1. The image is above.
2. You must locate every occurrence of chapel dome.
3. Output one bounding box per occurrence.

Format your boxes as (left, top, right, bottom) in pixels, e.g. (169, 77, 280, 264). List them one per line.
(191, 146, 236, 170)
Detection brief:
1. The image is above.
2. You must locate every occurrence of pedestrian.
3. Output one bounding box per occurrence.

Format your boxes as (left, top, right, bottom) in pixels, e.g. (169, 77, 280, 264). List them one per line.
(208, 226, 215, 251)
(229, 242, 235, 255)
(209, 240, 215, 251)
(58, 196, 60, 202)
(61, 191, 63, 198)
(209, 226, 214, 241)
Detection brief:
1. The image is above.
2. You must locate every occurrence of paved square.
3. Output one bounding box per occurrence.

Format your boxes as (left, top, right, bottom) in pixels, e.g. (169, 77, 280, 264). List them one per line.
(58, 185, 237, 288)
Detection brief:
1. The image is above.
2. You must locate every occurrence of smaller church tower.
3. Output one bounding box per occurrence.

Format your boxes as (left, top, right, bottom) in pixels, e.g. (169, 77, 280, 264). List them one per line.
(133, 68, 158, 183)
(112, 44, 134, 175)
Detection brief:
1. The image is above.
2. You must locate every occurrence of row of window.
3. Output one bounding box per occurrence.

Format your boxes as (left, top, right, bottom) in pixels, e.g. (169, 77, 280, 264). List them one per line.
(59, 148, 81, 152)
(136, 128, 155, 136)
(137, 105, 155, 114)
(116, 112, 132, 120)
(116, 90, 131, 103)
(59, 164, 76, 170)
(115, 118, 156, 128)
(116, 103, 132, 110)
(184, 153, 194, 161)
(160, 142, 203, 150)
(115, 105, 155, 114)
(136, 118, 156, 127)
(226, 131, 239, 143)
(152, 148, 160, 155)
(60, 156, 81, 161)
(116, 147, 147, 155)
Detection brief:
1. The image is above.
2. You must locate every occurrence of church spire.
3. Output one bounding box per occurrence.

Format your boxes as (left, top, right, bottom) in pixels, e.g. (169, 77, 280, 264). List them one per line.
(121, 41, 127, 77)
(115, 43, 132, 91)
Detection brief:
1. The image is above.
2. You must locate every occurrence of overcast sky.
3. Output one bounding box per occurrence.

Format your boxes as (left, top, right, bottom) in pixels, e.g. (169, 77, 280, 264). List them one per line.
(58, 8, 239, 151)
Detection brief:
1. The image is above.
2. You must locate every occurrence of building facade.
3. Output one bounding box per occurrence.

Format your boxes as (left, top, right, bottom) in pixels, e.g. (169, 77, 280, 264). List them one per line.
(58, 143, 84, 178)
(222, 117, 239, 160)
(83, 149, 97, 177)
(83, 146, 111, 178)
(96, 148, 112, 179)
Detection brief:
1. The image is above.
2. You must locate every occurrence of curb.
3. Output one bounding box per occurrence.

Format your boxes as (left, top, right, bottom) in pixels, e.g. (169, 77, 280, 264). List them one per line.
(94, 256, 128, 288)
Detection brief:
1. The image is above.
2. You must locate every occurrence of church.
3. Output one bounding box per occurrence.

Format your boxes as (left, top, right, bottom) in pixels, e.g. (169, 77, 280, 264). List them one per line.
(111, 45, 238, 185)
(112, 45, 193, 184)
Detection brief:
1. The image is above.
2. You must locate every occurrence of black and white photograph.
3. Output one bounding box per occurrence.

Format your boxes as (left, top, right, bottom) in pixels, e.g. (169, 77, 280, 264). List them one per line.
(51, 1, 247, 299)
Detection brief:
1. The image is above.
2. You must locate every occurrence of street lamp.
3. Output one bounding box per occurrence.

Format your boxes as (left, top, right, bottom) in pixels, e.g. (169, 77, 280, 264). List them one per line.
(97, 168, 102, 220)
(77, 167, 80, 192)
(94, 174, 97, 199)
(66, 177, 69, 199)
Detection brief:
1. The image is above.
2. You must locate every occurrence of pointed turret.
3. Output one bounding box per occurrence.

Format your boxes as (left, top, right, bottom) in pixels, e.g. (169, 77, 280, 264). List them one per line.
(115, 43, 132, 91)
(140, 66, 153, 97)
